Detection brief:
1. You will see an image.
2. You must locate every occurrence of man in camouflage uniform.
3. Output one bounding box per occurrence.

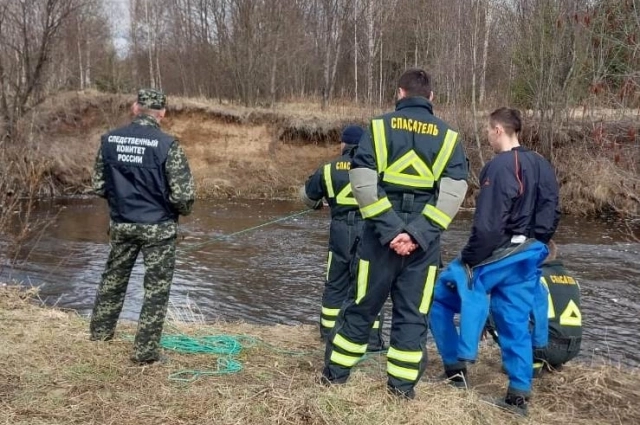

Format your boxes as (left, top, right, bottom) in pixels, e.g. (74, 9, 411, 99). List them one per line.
(90, 88, 195, 364)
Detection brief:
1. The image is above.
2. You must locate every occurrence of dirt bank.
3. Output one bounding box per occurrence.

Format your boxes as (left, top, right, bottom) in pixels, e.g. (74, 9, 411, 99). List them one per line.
(2, 91, 639, 217)
(1, 286, 638, 425)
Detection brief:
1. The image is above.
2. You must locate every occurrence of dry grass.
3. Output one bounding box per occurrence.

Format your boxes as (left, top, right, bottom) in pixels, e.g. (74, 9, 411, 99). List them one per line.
(557, 148, 640, 218)
(2, 90, 639, 217)
(0, 286, 638, 425)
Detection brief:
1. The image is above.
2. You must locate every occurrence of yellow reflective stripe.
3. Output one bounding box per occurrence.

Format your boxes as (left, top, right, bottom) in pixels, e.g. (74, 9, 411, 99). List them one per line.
(533, 362, 544, 369)
(323, 163, 335, 198)
(541, 277, 555, 319)
(321, 318, 336, 328)
(333, 333, 368, 354)
(372, 119, 388, 173)
(326, 251, 333, 280)
(387, 347, 423, 364)
(387, 362, 419, 381)
(419, 265, 438, 314)
(383, 150, 435, 188)
(383, 172, 435, 188)
(356, 259, 369, 304)
(336, 183, 358, 206)
(372, 320, 380, 329)
(422, 204, 452, 229)
(322, 306, 340, 317)
(410, 153, 433, 177)
(559, 299, 582, 327)
(431, 129, 458, 179)
(385, 149, 415, 172)
(360, 197, 392, 219)
(330, 350, 361, 367)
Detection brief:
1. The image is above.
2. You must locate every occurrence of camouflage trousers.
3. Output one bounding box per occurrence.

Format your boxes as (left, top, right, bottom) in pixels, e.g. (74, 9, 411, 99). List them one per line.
(90, 221, 177, 362)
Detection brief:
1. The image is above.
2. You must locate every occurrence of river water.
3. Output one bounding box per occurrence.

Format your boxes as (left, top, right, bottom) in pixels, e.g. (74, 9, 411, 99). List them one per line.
(2, 198, 639, 367)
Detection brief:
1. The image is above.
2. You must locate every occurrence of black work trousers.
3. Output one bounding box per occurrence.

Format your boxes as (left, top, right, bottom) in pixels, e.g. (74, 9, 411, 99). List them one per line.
(323, 219, 440, 393)
(320, 214, 384, 350)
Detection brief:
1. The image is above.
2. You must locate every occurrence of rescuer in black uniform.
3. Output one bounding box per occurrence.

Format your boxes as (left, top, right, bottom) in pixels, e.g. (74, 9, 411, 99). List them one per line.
(322, 69, 469, 399)
(301, 125, 384, 351)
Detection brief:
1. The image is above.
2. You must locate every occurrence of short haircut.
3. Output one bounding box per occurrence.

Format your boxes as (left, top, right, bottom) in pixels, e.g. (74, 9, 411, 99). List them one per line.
(489, 107, 522, 135)
(398, 68, 432, 98)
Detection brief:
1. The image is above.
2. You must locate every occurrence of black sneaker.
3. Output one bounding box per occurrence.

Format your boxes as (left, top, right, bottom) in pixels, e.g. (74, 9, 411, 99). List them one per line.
(445, 368, 469, 389)
(491, 393, 528, 417)
(387, 385, 415, 400)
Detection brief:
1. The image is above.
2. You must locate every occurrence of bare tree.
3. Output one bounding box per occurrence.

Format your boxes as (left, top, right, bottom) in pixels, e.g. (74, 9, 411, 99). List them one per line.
(0, 0, 82, 140)
(0, 0, 636, 127)
(471, 0, 486, 167)
(479, 0, 492, 105)
(318, 0, 348, 109)
(130, 0, 166, 89)
(361, 0, 396, 105)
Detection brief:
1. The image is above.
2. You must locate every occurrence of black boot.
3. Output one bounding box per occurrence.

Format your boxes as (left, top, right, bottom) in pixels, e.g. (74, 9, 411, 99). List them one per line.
(319, 367, 349, 386)
(387, 385, 416, 400)
(445, 367, 469, 389)
(492, 393, 528, 416)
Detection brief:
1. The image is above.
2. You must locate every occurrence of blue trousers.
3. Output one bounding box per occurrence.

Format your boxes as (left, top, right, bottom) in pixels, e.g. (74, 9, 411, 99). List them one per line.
(531, 279, 549, 349)
(430, 241, 548, 396)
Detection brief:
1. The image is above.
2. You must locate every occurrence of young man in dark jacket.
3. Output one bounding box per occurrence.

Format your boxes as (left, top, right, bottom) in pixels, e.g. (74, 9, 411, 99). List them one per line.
(431, 107, 560, 416)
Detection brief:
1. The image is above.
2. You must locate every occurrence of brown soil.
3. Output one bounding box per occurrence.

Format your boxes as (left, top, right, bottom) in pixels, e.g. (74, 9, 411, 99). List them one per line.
(3, 90, 639, 217)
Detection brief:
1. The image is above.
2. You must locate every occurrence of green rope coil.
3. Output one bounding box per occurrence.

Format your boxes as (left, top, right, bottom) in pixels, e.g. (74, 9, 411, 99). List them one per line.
(157, 332, 320, 382)
(160, 334, 257, 382)
(151, 209, 316, 382)
(161, 334, 247, 355)
(124, 328, 377, 382)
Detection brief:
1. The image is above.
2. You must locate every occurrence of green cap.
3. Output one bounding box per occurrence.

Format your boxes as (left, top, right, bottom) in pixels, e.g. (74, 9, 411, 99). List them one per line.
(137, 88, 167, 110)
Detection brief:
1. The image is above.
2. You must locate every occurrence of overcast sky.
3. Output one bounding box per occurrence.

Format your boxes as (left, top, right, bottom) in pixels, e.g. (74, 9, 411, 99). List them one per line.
(105, 0, 131, 56)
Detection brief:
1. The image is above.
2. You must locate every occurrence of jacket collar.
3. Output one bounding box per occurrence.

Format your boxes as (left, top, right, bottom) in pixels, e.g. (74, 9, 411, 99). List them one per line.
(395, 96, 434, 115)
(341, 145, 358, 156)
(132, 114, 161, 128)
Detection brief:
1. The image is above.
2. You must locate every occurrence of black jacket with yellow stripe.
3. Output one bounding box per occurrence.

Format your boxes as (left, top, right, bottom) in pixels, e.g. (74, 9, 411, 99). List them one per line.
(351, 96, 468, 248)
(305, 146, 361, 219)
(541, 260, 582, 340)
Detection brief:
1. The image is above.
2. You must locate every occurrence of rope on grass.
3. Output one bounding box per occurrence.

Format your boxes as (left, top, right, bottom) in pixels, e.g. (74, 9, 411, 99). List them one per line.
(124, 326, 383, 383)
(156, 331, 321, 383)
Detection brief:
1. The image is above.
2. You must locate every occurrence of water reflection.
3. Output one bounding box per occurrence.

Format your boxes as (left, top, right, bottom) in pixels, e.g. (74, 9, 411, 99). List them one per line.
(2, 198, 639, 366)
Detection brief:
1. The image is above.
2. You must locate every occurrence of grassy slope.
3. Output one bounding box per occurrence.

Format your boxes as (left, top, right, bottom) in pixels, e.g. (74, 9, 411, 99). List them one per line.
(1, 287, 638, 425)
(7, 90, 640, 216)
